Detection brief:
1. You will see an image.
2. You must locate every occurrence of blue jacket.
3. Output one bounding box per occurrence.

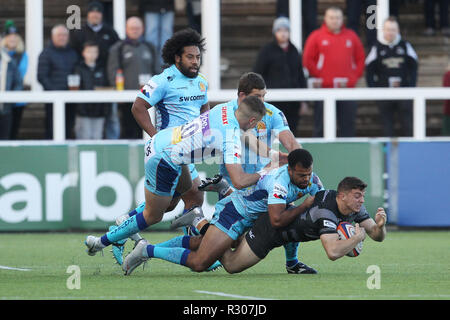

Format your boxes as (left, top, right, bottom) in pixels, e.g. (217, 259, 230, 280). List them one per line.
(0, 50, 22, 115)
(37, 42, 78, 90)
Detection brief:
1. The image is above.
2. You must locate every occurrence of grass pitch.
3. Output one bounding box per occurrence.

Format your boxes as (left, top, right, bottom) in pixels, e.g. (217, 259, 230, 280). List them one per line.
(0, 230, 449, 300)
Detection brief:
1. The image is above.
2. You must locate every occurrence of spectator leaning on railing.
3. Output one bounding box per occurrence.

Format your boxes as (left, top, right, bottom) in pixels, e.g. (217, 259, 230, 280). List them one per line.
(73, 41, 111, 140)
(253, 17, 307, 136)
(365, 16, 418, 137)
(1, 20, 28, 140)
(0, 32, 22, 140)
(303, 6, 365, 137)
(37, 24, 78, 140)
(107, 16, 157, 139)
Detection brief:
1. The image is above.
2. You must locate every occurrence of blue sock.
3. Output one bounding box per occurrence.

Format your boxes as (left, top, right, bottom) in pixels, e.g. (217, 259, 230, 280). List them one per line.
(284, 242, 300, 267)
(156, 236, 191, 249)
(101, 212, 149, 246)
(145, 244, 191, 266)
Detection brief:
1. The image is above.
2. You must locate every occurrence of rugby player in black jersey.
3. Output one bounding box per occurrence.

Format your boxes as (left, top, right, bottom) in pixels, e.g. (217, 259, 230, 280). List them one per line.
(219, 176, 387, 274)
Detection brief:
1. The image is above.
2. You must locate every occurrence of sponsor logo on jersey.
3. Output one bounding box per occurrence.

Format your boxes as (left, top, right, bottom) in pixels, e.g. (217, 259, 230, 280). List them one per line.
(273, 193, 286, 200)
(273, 184, 288, 200)
(265, 108, 273, 116)
(199, 82, 206, 92)
(222, 106, 228, 124)
(257, 121, 266, 131)
(179, 95, 205, 102)
(323, 220, 337, 229)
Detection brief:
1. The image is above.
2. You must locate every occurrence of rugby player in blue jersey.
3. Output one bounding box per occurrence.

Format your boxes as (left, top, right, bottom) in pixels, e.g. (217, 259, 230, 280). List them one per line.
(85, 96, 271, 268)
(104, 28, 210, 263)
(177, 72, 316, 273)
(121, 149, 325, 275)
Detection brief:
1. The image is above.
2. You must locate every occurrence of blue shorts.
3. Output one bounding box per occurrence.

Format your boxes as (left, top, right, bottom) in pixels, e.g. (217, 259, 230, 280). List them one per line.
(210, 197, 254, 241)
(144, 139, 181, 196)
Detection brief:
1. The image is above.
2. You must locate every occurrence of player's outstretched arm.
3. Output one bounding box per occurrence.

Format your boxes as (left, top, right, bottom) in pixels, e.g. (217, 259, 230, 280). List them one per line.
(241, 131, 288, 166)
(225, 163, 261, 190)
(131, 97, 157, 137)
(278, 130, 302, 152)
(359, 208, 387, 242)
(268, 197, 314, 228)
(320, 224, 366, 261)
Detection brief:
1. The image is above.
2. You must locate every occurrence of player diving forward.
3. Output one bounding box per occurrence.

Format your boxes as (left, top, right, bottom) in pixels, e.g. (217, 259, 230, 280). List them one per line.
(84, 95, 270, 262)
(122, 149, 324, 275)
(219, 177, 387, 274)
(123, 174, 386, 275)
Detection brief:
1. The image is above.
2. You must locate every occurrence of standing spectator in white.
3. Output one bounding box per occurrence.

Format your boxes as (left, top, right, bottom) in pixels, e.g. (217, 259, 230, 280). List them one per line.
(365, 16, 418, 137)
(0, 34, 22, 139)
(140, 0, 174, 71)
(107, 17, 157, 139)
(1, 20, 28, 140)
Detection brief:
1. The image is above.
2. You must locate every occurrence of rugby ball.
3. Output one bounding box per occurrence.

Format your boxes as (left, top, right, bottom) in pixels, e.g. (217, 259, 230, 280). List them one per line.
(336, 222, 363, 257)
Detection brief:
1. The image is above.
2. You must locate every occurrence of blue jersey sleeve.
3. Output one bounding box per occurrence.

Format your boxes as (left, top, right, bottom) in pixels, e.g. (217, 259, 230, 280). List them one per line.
(222, 128, 242, 165)
(271, 109, 290, 133)
(267, 176, 290, 206)
(137, 74, 167, 107)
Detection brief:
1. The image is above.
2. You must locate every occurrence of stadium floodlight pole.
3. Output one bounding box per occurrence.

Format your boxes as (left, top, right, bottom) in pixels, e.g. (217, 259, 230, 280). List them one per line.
(376, 0, 389, 42)
(289, 0, 302, 52)
(113, 0, 126, 39)
(201, 0, 221, 90)
(25, 0, 43, 91)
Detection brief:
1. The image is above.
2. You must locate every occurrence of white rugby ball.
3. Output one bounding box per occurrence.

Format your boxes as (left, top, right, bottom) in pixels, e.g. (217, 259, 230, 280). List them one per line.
(336, 222, 363, 257)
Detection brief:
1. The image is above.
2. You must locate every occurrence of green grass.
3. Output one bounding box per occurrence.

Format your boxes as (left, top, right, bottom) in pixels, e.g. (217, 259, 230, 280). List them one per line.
(0, 231, 449, 300)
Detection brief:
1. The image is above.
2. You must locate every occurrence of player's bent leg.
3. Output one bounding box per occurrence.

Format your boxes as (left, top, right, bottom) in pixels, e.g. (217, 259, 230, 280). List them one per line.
(221, 237, 261, 274)
(181, 177, 204, 209)
(185, 225, 235, 272)
(141, 188, 173, 226)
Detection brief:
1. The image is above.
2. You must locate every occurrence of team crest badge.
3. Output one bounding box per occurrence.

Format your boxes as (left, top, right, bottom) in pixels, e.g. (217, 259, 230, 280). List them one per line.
(199, 82, 206, 92)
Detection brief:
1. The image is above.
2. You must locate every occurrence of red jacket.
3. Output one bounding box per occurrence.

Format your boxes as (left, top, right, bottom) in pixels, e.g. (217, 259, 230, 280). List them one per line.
(303, 23, 365, 88)
(444, 70, 450, 116)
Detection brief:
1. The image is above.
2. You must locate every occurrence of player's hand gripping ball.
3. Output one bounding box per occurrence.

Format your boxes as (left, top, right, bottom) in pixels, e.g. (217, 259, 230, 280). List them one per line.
(337, 222, 363, 257)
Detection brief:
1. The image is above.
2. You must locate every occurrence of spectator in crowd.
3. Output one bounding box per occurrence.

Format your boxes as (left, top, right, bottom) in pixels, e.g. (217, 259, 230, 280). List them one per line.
(365, 16, 418, 137)
(346, 0, 377, 47)
(303, 6, 365, 137)
(70, 1, 119, 67)
(140, 0, 174, 71)
(442, 63, 450, 135)
(423, 0, 450, 36)
(37, 24, 78, 140)
(89, 0, 114, 27)
(70, 1, 120, 139)
(107, 16, 157, 139)
(186, 0, 202, 33)
(1, 20, 28, 140)
(73, 41, 111, 140)
(0, 33, 22, 140)
(253, 17, 307, 136)
(276, 0, 318, 42)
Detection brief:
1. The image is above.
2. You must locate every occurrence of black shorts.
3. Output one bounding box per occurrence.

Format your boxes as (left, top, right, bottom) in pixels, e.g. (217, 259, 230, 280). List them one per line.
(245, 213, 283, 260)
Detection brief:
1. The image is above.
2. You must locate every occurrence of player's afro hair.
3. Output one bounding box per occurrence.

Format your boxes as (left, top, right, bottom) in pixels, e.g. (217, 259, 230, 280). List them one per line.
(161, 28, 206, 66)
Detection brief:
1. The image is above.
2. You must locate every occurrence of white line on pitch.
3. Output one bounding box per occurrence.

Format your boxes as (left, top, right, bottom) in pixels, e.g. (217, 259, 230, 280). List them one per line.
(0, 265, 32, 272)
(195, 290, 276, 300)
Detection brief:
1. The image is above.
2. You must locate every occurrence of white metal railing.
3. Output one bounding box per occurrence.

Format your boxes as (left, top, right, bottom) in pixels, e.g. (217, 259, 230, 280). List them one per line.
(0, 87, 449, 141)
